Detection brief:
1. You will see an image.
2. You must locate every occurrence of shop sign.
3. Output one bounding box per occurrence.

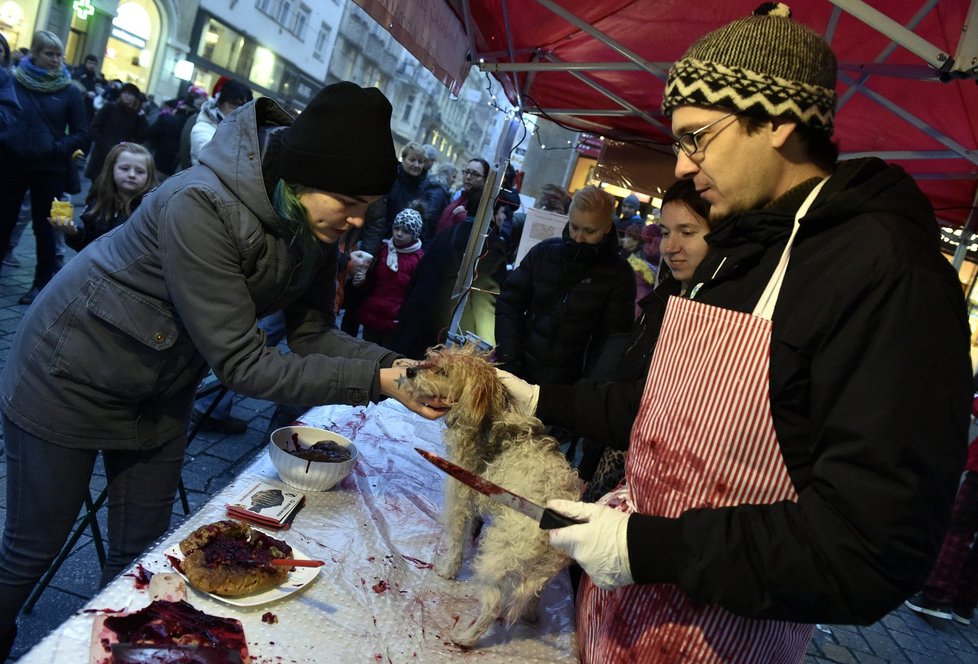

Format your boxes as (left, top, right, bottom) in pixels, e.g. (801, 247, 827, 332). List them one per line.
(73, 0, 95, 21)
(111, 25, 146, 49)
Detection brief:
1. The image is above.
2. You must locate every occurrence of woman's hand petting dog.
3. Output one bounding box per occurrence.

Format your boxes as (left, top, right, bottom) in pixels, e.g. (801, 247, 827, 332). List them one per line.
(380, 366, 455, 419)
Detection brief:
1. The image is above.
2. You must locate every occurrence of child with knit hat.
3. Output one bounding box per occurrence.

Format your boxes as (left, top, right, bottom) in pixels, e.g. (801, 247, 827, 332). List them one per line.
(357, 204, 425, 346)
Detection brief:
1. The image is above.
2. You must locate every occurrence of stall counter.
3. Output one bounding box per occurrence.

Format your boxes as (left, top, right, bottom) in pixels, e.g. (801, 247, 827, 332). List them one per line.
(18, 399, 578, 663)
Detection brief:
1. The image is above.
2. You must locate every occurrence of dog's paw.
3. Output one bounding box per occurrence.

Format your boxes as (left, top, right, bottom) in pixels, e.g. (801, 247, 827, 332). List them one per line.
(450, 624, 481, 649)
(434, 555, 462, 579)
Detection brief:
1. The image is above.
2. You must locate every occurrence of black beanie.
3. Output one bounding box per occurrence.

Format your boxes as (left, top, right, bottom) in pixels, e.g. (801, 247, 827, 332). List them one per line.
(279, 82, 397, 196)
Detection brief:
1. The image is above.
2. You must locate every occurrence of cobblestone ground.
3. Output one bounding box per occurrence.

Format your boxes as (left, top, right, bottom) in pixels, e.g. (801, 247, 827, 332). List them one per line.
(0, 190, 975, 662)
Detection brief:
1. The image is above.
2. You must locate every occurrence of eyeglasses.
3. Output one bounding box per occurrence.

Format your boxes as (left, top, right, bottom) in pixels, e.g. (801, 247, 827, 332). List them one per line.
(671, 113, 737, 158)
(461, 169, 485, 178)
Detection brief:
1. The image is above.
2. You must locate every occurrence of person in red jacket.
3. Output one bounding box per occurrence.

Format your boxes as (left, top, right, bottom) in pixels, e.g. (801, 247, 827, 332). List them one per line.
(905, 394, 978, 624)
(358, 205, 425, 346)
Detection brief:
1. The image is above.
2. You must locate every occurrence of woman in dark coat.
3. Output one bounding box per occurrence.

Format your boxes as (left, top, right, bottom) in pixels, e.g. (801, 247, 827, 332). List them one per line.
(84, 81, 149, 180)
(494, 185, 635, 386)
(0, 30, 88, 304)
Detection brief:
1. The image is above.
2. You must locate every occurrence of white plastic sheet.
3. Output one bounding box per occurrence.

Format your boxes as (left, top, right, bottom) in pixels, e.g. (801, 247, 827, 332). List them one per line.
(20, 400, 578, 663)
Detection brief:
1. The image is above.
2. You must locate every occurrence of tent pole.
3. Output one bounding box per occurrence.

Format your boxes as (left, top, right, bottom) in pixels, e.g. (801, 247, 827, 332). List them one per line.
(829, 0, 953, 73)
(531, 0, 668, 80)
(447, 116, 523, 340)
(951, 0, 978, 77)
(952, 189, 978, 272)
(837, 71, 978, 166)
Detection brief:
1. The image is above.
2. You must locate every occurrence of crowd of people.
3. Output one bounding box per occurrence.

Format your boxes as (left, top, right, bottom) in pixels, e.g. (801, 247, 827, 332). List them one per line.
(1, 4, 976, 662)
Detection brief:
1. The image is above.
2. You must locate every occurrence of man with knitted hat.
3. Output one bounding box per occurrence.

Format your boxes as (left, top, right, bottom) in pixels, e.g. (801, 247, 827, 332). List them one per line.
(0, 81, 447, 659)
(616, 193, 642, 231)
(500, 4, 972, 661)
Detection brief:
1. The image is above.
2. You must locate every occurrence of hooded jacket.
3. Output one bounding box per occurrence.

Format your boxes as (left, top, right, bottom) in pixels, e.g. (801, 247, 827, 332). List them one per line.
(0, 98, 399, 451)
(536, 158, 973, 625)
(495, 224, 635, 385)
(189, 97, 223, 166)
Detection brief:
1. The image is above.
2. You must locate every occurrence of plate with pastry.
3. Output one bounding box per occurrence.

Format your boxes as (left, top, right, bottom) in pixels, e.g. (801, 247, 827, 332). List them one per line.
(165, 519, 320, 607)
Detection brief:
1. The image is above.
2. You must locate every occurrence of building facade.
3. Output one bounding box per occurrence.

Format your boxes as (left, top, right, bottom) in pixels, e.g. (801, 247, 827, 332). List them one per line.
(327, 1, 508, 170)
(188, 0, 342, 110)
(3, 0, 519, 172)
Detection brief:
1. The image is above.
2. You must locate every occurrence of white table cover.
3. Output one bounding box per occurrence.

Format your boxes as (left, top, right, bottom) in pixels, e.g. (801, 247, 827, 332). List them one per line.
(19, 399, 579, 663)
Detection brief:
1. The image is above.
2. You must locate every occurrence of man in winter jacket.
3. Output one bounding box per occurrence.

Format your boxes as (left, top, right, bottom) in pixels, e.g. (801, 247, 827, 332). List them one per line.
(502, 5, 973, 662)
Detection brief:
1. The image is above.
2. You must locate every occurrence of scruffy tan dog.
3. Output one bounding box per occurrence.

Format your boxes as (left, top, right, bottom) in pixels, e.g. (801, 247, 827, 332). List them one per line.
(402, 343, 580, 648)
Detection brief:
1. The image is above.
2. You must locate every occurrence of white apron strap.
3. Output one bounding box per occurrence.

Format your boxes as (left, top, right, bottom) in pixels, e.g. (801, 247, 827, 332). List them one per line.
(752, 178, 829, 320)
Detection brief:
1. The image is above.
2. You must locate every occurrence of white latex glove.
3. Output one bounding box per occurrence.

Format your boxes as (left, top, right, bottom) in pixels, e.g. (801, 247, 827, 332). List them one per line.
(496, 368, 539, 417)
(547, 499, 633, 590)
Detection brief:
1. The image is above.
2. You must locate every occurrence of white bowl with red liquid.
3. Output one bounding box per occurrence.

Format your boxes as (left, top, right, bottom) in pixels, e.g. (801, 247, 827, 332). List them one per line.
(268, 426, 358, 491)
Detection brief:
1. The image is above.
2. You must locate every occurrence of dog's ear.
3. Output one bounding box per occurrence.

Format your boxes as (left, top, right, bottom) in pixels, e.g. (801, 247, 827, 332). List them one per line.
(454, 361, 507, 426)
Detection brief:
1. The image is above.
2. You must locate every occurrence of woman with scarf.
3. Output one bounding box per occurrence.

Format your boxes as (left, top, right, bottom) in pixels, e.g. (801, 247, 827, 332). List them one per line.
(0, 30, 88, 305)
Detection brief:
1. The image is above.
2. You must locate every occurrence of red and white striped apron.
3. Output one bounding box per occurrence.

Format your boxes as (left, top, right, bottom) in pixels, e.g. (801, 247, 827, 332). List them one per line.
(577, 181, 827, 663)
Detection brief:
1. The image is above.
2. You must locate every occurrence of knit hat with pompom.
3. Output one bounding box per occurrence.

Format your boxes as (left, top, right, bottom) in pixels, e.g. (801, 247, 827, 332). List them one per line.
(662, 3, 837, 133)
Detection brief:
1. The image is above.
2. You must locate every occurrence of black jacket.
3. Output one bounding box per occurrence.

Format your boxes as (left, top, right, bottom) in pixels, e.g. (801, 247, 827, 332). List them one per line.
(0, 79, 88, 172)
(85, 100, 149, 179)
(65, 196, 144, 253)
(537, 158, 973, 624)
(421, 177, 451, 244)
(495, 225, 635, 385)
(145, 109, 194, 175)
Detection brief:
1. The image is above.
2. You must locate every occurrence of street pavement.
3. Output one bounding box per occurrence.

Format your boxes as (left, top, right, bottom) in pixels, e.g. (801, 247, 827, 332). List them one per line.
(0, 193, 976, 662)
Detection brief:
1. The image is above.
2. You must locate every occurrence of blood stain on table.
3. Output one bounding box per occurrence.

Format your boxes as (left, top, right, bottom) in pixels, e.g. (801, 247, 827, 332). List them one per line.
(400, 555, 432, 569)
(125, 563, 152, 589)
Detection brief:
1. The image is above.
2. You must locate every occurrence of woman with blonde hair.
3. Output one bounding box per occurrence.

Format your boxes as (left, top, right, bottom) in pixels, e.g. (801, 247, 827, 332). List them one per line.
(495, 184, 635, 386)
(0, 30, 88, 304)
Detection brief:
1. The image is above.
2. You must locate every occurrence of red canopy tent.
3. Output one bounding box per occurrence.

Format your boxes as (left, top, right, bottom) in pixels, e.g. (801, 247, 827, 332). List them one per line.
(356, 0, 978, 229)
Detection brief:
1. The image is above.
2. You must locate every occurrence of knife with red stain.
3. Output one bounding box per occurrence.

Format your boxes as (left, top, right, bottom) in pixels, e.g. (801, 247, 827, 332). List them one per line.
(416, 448, 585, 529)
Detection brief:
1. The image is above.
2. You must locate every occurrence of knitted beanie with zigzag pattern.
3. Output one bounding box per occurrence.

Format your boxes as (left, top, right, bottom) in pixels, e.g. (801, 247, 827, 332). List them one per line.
(662, 3, 837, 134)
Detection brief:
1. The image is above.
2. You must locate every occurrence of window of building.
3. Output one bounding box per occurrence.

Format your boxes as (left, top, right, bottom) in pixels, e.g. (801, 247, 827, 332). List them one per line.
(294, 5, 310, 40)
(402, 91, 416, 123)
(314, 23, 331, 61)
(277, 0, 291, 26)
(256, 0, 273, 14)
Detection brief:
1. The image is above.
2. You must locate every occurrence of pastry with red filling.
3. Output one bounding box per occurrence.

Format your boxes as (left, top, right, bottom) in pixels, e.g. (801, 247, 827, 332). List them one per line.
(178, 520, 292, 596)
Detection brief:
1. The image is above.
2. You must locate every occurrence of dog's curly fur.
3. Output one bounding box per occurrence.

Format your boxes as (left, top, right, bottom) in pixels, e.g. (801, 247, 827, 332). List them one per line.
(403, 344, 580, 648)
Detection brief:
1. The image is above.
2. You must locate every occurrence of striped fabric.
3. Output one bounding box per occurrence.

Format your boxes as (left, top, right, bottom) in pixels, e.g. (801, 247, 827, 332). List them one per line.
(578, 296, 814, 663)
